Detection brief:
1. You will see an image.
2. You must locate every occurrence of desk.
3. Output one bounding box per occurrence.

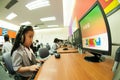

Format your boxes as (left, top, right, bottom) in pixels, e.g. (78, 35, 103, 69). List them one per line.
(34, 53, 114, 80)
(57, 47, 78, 53)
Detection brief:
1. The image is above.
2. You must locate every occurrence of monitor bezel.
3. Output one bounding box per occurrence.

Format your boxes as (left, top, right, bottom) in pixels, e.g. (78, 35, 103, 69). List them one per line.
(73, 28, 82, 47)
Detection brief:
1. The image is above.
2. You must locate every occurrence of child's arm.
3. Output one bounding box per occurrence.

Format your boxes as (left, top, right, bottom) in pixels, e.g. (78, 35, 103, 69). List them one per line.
(17, 65, 39, 73)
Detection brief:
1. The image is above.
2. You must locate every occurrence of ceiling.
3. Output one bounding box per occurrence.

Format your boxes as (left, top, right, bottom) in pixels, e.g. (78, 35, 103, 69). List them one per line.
(0, 0, 64, 29)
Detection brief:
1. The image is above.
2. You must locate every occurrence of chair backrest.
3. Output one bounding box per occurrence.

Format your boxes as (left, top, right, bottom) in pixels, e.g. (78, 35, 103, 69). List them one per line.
(39, 48, 49, 59)
(2, 52, 15, 75)
(112, 47, 120, 72)
(113, 63, 120, 80)
(114, 47, 120, 62)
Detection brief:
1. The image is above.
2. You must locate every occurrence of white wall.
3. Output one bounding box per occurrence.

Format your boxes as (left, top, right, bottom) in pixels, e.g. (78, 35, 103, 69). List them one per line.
(0, 20, 19, 31)
(107, 9, 120, 59)
(34, 27, 69, 47)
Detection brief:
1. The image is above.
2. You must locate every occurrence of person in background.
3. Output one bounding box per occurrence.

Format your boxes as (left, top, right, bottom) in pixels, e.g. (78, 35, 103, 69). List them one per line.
(2, 34, 13, 54)
(35, 40, 39, 48)
(35, 40, 41, 52)
(11, 25, 43, 80)
(57, 39, 64, 47)
(46, 43, 51, 50)
(30, 42, 37, 57)
(40, 43, 43, 48)
(52, 38, 60, 51)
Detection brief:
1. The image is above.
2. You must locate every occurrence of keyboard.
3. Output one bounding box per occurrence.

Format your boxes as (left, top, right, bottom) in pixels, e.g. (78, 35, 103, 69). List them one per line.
(30, 71, 37, 80)
(30, 62, 44, 80)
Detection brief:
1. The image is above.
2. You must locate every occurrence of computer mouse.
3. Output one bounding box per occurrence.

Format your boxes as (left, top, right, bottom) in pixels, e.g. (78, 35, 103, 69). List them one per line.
(63, 48, 68, 50)
(53, 50, 57, 53)
(55, 53, 60, 58)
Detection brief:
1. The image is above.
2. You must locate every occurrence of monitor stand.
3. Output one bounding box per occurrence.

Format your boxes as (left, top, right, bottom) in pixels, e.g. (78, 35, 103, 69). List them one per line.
(84, 52, 104, 62)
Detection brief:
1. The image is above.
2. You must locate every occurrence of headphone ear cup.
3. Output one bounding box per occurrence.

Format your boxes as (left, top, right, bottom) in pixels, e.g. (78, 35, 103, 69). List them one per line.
(21, 35, 24, 43)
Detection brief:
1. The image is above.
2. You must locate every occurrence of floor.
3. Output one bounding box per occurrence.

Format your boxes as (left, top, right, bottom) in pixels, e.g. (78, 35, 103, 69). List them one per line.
(0, 64, 14, 80)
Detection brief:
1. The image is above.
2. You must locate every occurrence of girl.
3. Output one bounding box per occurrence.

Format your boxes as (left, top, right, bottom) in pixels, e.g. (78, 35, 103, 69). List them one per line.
(11, 25, 42, 80)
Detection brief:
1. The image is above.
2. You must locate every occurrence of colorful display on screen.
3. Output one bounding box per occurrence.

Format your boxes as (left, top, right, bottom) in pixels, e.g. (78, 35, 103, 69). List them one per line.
(79, 4, 109, 51)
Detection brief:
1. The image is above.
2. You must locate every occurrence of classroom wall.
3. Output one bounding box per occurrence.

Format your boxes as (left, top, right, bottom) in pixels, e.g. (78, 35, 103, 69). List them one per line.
(0, 27, 16, 38)
(107, 9, 120, 59)
(0, 20, 19, 31)
(0, 20, 18, 38)
(34, 27, 69, 47)
(69, 0, 119, 35)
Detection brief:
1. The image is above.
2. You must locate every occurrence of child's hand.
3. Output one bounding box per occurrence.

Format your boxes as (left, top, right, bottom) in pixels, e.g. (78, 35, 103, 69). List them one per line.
(40, 59, 46, 62)
(29, 65, 39, 71)
(36, 59, 46, 63)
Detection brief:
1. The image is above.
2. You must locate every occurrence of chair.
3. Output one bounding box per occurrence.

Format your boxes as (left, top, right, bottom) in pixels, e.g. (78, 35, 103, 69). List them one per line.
(2, 52, 15, 75)
(39, 48, 50, 59)
(112, 47, 120, 72)
(113, 62, 120, 80)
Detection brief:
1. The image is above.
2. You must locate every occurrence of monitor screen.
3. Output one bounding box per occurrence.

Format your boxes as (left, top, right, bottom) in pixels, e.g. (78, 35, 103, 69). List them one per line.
(79, 1, 111, 62)
(0, 36, 4, 45)
(73, 28, 82, 47)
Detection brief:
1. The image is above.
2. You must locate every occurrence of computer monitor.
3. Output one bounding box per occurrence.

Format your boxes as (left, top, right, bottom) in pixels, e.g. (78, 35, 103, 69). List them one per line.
(78, 1, 112, 62)
(0, 36, 4, 45)
(73, 28, 82, 48)
(68, 35, 74, 45)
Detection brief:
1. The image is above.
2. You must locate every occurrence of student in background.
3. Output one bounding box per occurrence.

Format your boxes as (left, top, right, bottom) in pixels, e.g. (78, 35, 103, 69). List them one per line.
(46, 43, 51, 50)
(35, 40, 39, 48)
(36, 40, 41, 52)
(2, 34, 13, 54)
(40, 43, 43, 48)
(30, 42, 37, 57)
(11, 25, 43, 80)
(52, 38, 60, 51)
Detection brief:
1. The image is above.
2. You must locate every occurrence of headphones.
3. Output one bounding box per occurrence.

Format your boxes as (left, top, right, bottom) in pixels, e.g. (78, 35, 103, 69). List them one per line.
(19, 25, 27, 44)
(18, 25, 33, 44)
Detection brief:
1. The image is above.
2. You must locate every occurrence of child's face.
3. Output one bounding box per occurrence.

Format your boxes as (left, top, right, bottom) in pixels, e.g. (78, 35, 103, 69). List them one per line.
(23, 31, 34, 48)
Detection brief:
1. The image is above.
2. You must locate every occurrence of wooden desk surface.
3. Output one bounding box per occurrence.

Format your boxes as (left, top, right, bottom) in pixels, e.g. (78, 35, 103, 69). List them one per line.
(34, 53, 114, 80)
(57, 47, 78, 53)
